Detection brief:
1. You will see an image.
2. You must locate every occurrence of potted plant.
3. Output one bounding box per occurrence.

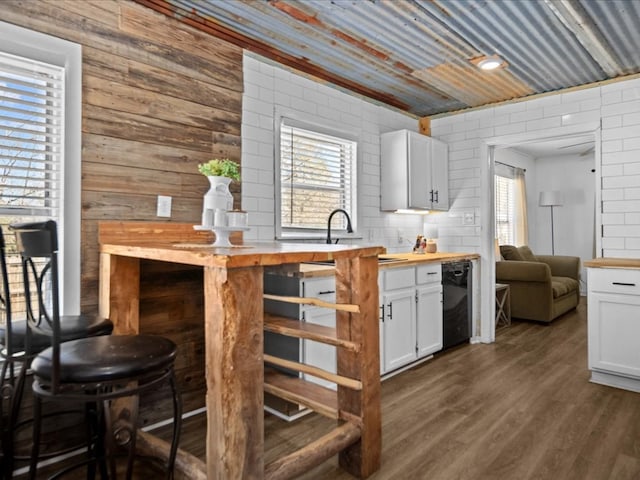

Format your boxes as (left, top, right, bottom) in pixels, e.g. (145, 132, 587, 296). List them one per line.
(198, 159, 240, 227)
(197, 158, 240, 181)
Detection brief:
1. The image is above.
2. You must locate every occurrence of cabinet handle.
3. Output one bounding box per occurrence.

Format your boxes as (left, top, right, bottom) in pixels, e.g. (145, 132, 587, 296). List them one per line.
(380, 304, 384, 322)
(317, 290, 335, 295)
(612, 282, 636, 287)
(429, 190, 434, 203)
(387, 302, 393, 319)
(434, 190, 439, 203)
(427, 272, 438, 275)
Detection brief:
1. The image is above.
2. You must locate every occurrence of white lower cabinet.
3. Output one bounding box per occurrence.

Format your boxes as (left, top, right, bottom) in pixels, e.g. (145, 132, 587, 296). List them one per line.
(587, 267, 640, 391)
(265, 262, 443, 386)
(303, 306, 337, 389)
(416, 283, 443, 357)
(381, 286, 417, 372)
(380, 263, 442, 375)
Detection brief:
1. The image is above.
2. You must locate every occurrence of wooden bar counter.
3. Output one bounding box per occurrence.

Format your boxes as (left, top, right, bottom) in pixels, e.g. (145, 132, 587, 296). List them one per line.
(98, 222, 384, 479)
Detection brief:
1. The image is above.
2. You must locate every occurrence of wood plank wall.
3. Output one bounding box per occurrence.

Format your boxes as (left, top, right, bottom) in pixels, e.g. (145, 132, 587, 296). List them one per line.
(2, 1, 243, 420)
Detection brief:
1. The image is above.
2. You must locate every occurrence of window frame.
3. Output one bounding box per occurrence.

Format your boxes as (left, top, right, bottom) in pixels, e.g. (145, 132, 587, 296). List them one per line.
(275, 112, 358, 240)
(0, 21, 81, 315)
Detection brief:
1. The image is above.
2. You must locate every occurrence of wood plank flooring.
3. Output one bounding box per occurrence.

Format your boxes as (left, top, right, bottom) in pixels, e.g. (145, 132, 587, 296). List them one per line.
(29, 297, 640, 479)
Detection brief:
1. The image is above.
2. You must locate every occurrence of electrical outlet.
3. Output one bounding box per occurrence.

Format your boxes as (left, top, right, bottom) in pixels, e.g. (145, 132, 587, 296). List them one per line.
(397, 229, 403, 244)
(463, 212, 474, 225)
(157, 195, 172, 217)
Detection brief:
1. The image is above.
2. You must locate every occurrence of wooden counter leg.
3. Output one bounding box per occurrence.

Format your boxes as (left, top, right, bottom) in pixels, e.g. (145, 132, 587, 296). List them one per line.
(204, 265, 264, 479)
(335, 256, 381, 478)
(99, 253, 141, 335)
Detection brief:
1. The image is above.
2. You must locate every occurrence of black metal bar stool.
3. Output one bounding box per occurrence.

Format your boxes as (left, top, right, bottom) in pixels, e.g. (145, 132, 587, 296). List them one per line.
(10, 221, 181, 479)
(0, 225, 114, 479)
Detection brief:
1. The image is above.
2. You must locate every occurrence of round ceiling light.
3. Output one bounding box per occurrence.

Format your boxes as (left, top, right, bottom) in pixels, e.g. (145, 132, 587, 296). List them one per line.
(472, 55, 506, 71)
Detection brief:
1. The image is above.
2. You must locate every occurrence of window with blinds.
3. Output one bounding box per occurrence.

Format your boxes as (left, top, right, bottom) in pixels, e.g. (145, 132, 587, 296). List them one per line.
(0, 51, 64, 320)
(495, 174, 515, 245)
(279, 120, 356, 233)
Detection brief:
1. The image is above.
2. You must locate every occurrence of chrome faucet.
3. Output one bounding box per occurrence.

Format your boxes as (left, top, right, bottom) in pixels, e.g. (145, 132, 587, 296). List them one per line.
(326, 209, 353, 244)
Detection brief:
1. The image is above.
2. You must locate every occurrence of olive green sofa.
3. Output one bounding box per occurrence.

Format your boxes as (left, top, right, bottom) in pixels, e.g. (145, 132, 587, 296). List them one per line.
(496, 245, 580, 323)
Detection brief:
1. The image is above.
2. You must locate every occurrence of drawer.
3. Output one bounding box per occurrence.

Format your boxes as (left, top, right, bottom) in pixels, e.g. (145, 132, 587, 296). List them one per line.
(416, 263, 442, 284)
(303, 277, 336, 302)
(589, 268, 640, 295)
(382, 267, 415, 291)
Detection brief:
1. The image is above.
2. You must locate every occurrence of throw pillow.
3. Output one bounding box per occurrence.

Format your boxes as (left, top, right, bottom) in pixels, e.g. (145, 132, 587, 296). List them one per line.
(500, 245, 523, 261)
(518, 246, 537, 262)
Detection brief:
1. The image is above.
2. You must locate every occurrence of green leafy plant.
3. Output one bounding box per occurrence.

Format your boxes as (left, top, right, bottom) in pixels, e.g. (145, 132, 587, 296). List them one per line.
(197, 158, 240, 180)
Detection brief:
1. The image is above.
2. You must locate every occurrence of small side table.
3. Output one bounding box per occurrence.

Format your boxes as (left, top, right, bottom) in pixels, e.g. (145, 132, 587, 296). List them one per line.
(495, 283, 511, 327)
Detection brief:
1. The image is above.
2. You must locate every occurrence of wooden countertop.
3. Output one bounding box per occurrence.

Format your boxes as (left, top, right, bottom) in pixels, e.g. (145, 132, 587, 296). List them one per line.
(584, 258, 640, 269)
(99, 222, 385, 268)
(270, 252, 480, 278)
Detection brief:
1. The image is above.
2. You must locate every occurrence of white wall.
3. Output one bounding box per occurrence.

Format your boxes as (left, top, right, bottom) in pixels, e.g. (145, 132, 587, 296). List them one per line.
(534, 153, 595, 293)
(241, 53, 424, 251)
(430, 78, 640, 260)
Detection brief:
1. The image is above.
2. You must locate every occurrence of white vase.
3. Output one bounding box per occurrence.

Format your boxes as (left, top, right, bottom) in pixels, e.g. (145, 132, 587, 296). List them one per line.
(201, 176, 233, 227)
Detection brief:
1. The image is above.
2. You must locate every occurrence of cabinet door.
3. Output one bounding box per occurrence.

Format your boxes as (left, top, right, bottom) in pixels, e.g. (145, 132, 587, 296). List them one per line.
(407, 131, 431, 210)
(416, 284, 443, 357)
(382, 288, 417, 372)
(588, 292, 640, 377)
(588, 292, 640, 378)
(303, 307, 337, 390)
(430, 138, 449, 211)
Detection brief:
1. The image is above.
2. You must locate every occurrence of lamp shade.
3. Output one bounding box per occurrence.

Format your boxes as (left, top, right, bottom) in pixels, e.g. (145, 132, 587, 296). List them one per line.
(424, 224, 438, 239)
(539, 190, 563, 207)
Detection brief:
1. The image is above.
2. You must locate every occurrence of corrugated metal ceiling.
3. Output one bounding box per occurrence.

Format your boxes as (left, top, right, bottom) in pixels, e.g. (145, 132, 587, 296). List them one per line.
(137, 0, 640, 117)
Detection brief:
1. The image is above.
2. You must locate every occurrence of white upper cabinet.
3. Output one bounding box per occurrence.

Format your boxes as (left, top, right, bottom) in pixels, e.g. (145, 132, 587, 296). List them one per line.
(380, 129, 449, 212)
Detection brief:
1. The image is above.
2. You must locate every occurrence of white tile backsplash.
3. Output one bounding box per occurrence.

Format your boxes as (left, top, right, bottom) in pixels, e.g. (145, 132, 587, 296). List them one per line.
(242, 53, 421, 247)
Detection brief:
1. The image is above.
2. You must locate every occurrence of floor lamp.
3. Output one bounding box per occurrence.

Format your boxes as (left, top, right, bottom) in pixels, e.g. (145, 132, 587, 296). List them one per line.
(539, 191, 563, 254)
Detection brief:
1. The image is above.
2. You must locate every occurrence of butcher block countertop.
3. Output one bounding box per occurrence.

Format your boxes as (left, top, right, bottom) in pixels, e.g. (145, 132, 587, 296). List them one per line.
(272, 251, 480, 278)
(584, 258, 640, 269)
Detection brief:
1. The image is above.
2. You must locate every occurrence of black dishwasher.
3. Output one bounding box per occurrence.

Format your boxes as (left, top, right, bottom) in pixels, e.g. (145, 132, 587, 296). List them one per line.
(442, 261, 472, 349)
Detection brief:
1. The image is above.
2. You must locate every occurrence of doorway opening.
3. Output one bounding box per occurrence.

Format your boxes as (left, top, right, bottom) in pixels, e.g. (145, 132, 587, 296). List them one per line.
(480, 127, 601, 343)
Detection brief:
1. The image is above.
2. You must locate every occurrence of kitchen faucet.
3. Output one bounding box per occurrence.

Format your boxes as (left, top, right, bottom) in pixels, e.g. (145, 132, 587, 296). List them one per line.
(326, 209, 353, 244)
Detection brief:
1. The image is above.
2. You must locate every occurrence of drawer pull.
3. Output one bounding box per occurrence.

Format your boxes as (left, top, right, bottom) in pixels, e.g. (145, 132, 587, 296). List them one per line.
(612, 282, 636, 287)
(317, 290, 335, 295)
(427, 272, 438, 275)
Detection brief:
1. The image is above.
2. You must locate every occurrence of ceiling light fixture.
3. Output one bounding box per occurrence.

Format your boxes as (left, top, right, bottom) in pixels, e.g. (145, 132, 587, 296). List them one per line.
(471, 55, 506, 71)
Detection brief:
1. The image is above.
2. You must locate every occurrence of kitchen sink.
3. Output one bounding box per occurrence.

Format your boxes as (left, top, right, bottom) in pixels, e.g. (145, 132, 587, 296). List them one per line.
(304, 256, 407, 266)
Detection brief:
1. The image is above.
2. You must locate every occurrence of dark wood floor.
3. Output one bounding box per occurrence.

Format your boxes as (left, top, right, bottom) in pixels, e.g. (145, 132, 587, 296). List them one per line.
(29, 297, 640, 479)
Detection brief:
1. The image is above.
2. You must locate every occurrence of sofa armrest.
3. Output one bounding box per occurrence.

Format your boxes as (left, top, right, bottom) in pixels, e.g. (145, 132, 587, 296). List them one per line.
(496, 260, 551, 283)
(536, 255, 580, 280)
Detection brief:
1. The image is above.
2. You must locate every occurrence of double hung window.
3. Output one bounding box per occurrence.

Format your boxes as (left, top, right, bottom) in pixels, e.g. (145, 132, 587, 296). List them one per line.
(0, 20, 81, 316)
(278, 118, 356, 238)
(0, 52, 64, 319)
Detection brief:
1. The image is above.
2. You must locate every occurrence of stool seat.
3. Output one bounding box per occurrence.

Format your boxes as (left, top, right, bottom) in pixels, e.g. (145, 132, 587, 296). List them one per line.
(0, 315, 113, 354)
(8, 220, 182, 480)
(31, 335, 177, 384)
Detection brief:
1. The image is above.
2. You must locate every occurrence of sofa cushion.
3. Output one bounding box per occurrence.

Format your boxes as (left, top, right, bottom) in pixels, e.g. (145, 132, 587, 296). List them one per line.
(518, 246, 537, 262)
(500, 245, 523, 261)
(551, 276, 579, 298)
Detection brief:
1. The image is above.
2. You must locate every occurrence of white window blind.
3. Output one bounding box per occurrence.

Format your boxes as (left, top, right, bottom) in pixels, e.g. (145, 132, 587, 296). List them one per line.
(495, 174, 515, 245)
(279, 121, 355, 232)
(0, 51, 64, 320)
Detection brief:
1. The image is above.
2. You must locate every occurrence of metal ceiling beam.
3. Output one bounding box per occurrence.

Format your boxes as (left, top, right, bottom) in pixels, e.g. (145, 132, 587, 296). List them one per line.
(544, 0, 622, 77)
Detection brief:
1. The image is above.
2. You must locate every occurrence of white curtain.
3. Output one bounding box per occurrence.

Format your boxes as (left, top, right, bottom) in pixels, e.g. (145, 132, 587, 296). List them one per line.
(495, 164, 529, 246)
(513, 168, 528, 246)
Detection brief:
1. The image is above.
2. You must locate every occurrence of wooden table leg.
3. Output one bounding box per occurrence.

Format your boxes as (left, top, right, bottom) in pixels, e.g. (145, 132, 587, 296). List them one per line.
(335, 256, 381, 478)
(99, 253, 141, 335)
(204, 265, 264, 479)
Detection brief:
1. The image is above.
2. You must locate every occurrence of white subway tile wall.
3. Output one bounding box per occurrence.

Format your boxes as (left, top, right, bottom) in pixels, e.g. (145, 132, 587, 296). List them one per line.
(244, 51, 640, 258)
(242, 54, 422, 250)
(431, 76, 640, 258)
